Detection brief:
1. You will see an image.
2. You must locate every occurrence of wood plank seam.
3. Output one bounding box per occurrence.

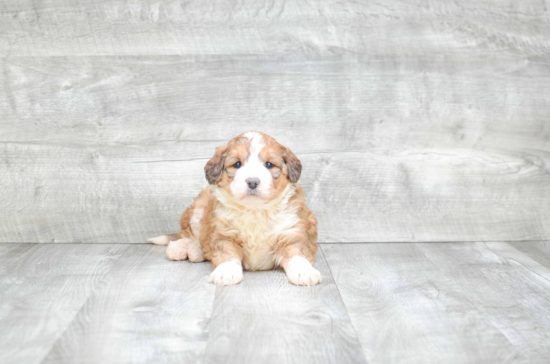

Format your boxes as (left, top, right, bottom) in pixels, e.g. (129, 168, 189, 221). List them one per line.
(318, 244, 368, 363)
(483, 243, 550, 285)
(36, 245, 132, 364)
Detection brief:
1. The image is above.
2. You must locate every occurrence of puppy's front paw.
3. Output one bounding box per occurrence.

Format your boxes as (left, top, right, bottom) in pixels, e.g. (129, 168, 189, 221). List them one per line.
(210, 260, 243, 286)
(166, 239, 188, 261)
(285, 256, 322, 286)
(187, 240, 205, 263)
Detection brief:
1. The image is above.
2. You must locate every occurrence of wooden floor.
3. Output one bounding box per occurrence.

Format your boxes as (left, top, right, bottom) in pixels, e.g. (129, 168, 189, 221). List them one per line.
(1, 242, 549, 364)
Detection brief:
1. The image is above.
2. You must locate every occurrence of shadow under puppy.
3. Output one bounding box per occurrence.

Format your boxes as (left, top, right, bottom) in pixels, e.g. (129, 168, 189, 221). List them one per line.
(148, 131, 320, 286)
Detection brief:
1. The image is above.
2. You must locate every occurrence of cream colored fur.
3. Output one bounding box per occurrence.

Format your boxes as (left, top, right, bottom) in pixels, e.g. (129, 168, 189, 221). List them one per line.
(211, 183, 301, 271)
(166, 238, 189, 261)
(147, 235, 171, 246)
(189, 208, 204, 238)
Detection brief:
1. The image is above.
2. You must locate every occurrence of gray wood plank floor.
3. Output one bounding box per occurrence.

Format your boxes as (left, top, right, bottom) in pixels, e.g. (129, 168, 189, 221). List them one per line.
(1, 242, 550, 364)
(323, 242, 550, 364)
(0, 244, 129, 364)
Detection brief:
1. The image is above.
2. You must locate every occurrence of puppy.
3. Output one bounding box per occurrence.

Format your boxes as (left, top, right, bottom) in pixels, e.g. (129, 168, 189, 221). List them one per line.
(148, 131, 320, 286)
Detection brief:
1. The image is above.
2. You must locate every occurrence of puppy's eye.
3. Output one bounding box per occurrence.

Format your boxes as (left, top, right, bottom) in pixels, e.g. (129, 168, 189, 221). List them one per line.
(233, 161, 242, 169)
(265, 162, 274, 169)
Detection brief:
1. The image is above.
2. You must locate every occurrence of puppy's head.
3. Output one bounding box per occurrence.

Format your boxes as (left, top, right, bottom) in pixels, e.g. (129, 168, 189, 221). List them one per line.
(204, 131, 301, 204)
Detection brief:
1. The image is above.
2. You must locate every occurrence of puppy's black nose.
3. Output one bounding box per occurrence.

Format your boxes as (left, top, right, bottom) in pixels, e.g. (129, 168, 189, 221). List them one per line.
(246, 178, 260, 190)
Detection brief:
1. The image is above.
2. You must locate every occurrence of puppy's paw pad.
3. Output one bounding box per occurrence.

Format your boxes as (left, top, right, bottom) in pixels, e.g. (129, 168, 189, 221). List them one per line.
(209, 261, 243, 286)
(166, 246, 188, 261)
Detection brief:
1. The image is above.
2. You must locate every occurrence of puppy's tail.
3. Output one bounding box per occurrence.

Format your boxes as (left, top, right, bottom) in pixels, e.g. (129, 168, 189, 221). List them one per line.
(147, 233, 181, 246)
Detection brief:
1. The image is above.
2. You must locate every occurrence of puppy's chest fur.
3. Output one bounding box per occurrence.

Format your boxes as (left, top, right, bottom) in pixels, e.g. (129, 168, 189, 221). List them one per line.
(214, 202, 300, 271)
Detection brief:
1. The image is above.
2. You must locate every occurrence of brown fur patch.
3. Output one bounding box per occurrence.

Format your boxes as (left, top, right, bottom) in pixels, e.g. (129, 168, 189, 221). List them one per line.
(204, 146, 227, 184)
(179, 131, 316, 272)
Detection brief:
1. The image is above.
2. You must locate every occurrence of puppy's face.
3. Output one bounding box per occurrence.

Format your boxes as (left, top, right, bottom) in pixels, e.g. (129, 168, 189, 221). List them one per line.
(204, 131, 301, 205)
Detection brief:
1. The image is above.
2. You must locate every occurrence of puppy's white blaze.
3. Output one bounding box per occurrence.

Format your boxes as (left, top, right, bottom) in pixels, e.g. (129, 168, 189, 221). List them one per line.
(147, 235, 170, 246)
(210, 259, 243, 286)
(190, 208, 204, 238)
(230, 132, 273, 203)
(285, 256, 322, 286)
(244, 131, 265, 155)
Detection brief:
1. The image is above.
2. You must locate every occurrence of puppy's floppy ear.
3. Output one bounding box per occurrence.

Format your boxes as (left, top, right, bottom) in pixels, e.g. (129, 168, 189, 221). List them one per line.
(282, 145, 302, 183)
(204, 146, 227, 184)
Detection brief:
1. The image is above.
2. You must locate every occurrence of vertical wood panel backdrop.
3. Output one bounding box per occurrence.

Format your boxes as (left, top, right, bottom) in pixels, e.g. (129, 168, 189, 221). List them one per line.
(1, 1, 549, 243)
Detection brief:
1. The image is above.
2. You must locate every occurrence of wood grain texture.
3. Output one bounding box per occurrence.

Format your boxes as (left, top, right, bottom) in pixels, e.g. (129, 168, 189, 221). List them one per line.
(322, 243, 525, 364)
(41, 245, 216, 364)
(1, 0, 550, 56)
(1, 53, 550, 243)
(0, 243, 128, 364)
(1, 0, 550, 243)
(2, 242, 550, 363)
(509, 241, 550, 269)
(204, 250, 366, 364)
(416, 242, 550, 364)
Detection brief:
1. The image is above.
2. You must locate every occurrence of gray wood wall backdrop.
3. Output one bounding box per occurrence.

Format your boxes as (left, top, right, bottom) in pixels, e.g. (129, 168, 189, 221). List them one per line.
(1, 0, 549, 243)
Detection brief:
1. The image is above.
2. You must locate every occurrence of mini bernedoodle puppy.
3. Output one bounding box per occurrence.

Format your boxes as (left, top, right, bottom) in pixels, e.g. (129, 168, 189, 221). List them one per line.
(148, 131, 321, 286)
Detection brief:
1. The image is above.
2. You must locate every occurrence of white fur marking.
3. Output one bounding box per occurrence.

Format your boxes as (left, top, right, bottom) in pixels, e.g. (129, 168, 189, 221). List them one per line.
(285, 256, 322, 286)
(230, 132, 273, 203)
(190, 208, 204, 238)
(209, 259, 243, 285)
(244, 131, 264, 155)
(147, 235, 170, 246)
